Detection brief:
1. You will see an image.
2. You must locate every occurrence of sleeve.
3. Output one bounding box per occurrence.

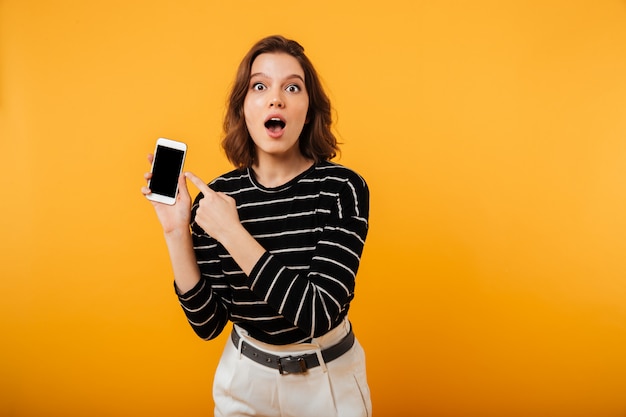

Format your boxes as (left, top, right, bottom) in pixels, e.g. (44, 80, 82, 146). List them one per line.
(175, 193, 231, 340)
(244, 175, 370, 338)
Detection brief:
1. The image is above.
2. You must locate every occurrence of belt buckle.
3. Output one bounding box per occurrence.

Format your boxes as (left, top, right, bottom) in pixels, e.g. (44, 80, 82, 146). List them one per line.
(277, 355, 308, 375)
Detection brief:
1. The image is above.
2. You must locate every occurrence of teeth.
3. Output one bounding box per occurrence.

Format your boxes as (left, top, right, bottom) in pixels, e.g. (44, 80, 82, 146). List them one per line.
(265, 117, 286, 131)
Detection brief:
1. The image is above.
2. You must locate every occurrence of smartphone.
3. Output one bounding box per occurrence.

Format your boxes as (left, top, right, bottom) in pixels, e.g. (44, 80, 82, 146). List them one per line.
(146, 138, 187, 205)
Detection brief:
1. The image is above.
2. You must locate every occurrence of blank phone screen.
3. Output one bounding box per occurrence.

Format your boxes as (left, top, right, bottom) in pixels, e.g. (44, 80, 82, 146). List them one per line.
(150, 145, 185, 198)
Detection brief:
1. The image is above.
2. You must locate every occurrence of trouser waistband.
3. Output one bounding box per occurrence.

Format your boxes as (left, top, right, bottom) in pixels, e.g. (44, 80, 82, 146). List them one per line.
(230, 327, 355, 375)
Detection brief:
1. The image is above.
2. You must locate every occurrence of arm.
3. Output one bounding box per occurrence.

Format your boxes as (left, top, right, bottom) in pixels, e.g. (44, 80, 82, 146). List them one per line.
(142, 159, 229, 340)
(185, 172, 266, 276)
(141, 157, 201, 293)
(244, 180, 369, 338)
(174, 210, 230, 340)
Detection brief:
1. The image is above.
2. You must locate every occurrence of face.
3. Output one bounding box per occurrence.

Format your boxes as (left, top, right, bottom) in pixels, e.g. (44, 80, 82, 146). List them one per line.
(243, 52, 309, 164)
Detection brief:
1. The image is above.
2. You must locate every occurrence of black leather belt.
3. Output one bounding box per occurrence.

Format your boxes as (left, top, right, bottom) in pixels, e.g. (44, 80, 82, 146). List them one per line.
(231, 327, 355, 375)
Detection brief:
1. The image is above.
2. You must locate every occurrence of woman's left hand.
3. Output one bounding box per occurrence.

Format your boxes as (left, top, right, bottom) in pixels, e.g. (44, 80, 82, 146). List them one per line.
(184, 172, 242, 243)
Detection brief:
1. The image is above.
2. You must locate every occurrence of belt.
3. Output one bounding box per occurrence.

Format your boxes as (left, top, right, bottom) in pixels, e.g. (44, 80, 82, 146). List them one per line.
(231, 327, 355, 375)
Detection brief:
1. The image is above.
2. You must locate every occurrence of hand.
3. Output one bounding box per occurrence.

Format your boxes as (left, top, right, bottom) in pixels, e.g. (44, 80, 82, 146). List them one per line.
(184, 171, 242, 244)
(141, 153, 192, 234)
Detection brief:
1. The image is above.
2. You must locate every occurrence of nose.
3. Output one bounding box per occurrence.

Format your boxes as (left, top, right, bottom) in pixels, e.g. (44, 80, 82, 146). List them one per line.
(269, 97, 284, 108)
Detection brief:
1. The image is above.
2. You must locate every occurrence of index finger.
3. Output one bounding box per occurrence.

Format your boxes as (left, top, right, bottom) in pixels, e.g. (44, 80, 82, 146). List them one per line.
(184, 171, 214, 196)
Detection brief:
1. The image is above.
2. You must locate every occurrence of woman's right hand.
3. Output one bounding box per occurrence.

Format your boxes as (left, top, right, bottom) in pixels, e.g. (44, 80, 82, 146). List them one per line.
(141, 153, 192, 235)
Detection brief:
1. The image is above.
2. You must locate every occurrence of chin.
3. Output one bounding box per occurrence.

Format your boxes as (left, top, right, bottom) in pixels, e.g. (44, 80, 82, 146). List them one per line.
(259, 145, 300, 159)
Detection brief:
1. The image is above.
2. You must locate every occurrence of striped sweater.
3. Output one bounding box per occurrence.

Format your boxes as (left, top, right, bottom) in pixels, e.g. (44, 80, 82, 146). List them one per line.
(177, 161, 369, 345)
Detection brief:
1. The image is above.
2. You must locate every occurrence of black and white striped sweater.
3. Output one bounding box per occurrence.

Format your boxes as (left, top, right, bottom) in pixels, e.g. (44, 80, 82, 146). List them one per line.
(177, 161, 369, 345)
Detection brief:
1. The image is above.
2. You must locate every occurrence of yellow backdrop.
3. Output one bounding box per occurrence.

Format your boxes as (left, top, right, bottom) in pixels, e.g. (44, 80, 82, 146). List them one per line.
(2, 1, 625, 416)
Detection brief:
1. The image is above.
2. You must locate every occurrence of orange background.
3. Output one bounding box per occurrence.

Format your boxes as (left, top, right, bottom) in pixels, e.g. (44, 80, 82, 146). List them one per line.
(2, 1, 626, 416)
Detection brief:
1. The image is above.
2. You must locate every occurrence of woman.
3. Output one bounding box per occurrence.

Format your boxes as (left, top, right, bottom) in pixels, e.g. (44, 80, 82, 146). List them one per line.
(142, 35, 371, 417)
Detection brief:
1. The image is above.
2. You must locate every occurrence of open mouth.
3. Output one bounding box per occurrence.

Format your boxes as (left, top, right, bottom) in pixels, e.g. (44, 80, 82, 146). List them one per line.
(264, 117, 286, 133)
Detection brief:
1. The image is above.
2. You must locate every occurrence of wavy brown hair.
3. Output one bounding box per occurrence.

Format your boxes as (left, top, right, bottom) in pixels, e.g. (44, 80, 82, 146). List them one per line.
(222, 35, 338, 168)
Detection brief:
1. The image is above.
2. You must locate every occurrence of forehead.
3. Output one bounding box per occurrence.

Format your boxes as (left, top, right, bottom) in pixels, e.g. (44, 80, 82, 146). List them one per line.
(250, 52, 305, 80)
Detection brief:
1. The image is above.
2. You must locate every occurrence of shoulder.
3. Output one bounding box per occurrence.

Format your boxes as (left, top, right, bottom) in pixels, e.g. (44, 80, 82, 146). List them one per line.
(309, 162, 369, 220)
(308, 161, 369, 192)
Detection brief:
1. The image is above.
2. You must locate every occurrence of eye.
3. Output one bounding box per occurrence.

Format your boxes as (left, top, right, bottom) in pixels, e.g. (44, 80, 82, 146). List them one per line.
(285, 84, 301, 93)
(252, 82, 266, 91)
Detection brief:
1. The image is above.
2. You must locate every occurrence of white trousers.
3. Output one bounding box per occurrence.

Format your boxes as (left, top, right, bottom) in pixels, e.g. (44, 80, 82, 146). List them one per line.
(213, 319, 372, 417)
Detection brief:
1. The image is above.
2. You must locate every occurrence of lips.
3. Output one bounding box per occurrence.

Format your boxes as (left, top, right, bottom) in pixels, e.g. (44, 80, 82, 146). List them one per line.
(264, 115, 286, 138)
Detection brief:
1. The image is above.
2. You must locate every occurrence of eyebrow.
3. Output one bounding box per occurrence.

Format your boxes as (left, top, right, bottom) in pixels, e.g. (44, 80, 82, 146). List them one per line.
(250, 72, 305, 83)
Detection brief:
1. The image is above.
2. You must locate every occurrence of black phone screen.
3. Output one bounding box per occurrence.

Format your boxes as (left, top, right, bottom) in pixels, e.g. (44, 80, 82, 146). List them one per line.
(150, 145, 185, 197)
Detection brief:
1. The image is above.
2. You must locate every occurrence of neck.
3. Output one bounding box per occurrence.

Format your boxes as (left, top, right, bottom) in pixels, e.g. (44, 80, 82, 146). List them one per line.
(252, 154, 314, 188)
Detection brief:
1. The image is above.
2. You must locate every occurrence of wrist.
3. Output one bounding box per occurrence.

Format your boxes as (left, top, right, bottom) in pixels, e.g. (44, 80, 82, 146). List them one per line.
(217, 223, 247, 248)
(163, 226, 192, 242)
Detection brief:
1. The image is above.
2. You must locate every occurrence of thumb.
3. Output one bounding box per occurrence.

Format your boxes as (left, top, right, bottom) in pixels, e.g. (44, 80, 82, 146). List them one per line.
(176, 173, 191, 200)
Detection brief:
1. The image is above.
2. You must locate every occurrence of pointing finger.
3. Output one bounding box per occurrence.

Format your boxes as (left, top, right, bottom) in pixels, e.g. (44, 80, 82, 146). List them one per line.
(184, 172, 213, 196)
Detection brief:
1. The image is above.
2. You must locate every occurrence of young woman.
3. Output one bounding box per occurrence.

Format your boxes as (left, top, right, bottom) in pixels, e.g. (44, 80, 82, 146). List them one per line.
(142, 35, 371, 417)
